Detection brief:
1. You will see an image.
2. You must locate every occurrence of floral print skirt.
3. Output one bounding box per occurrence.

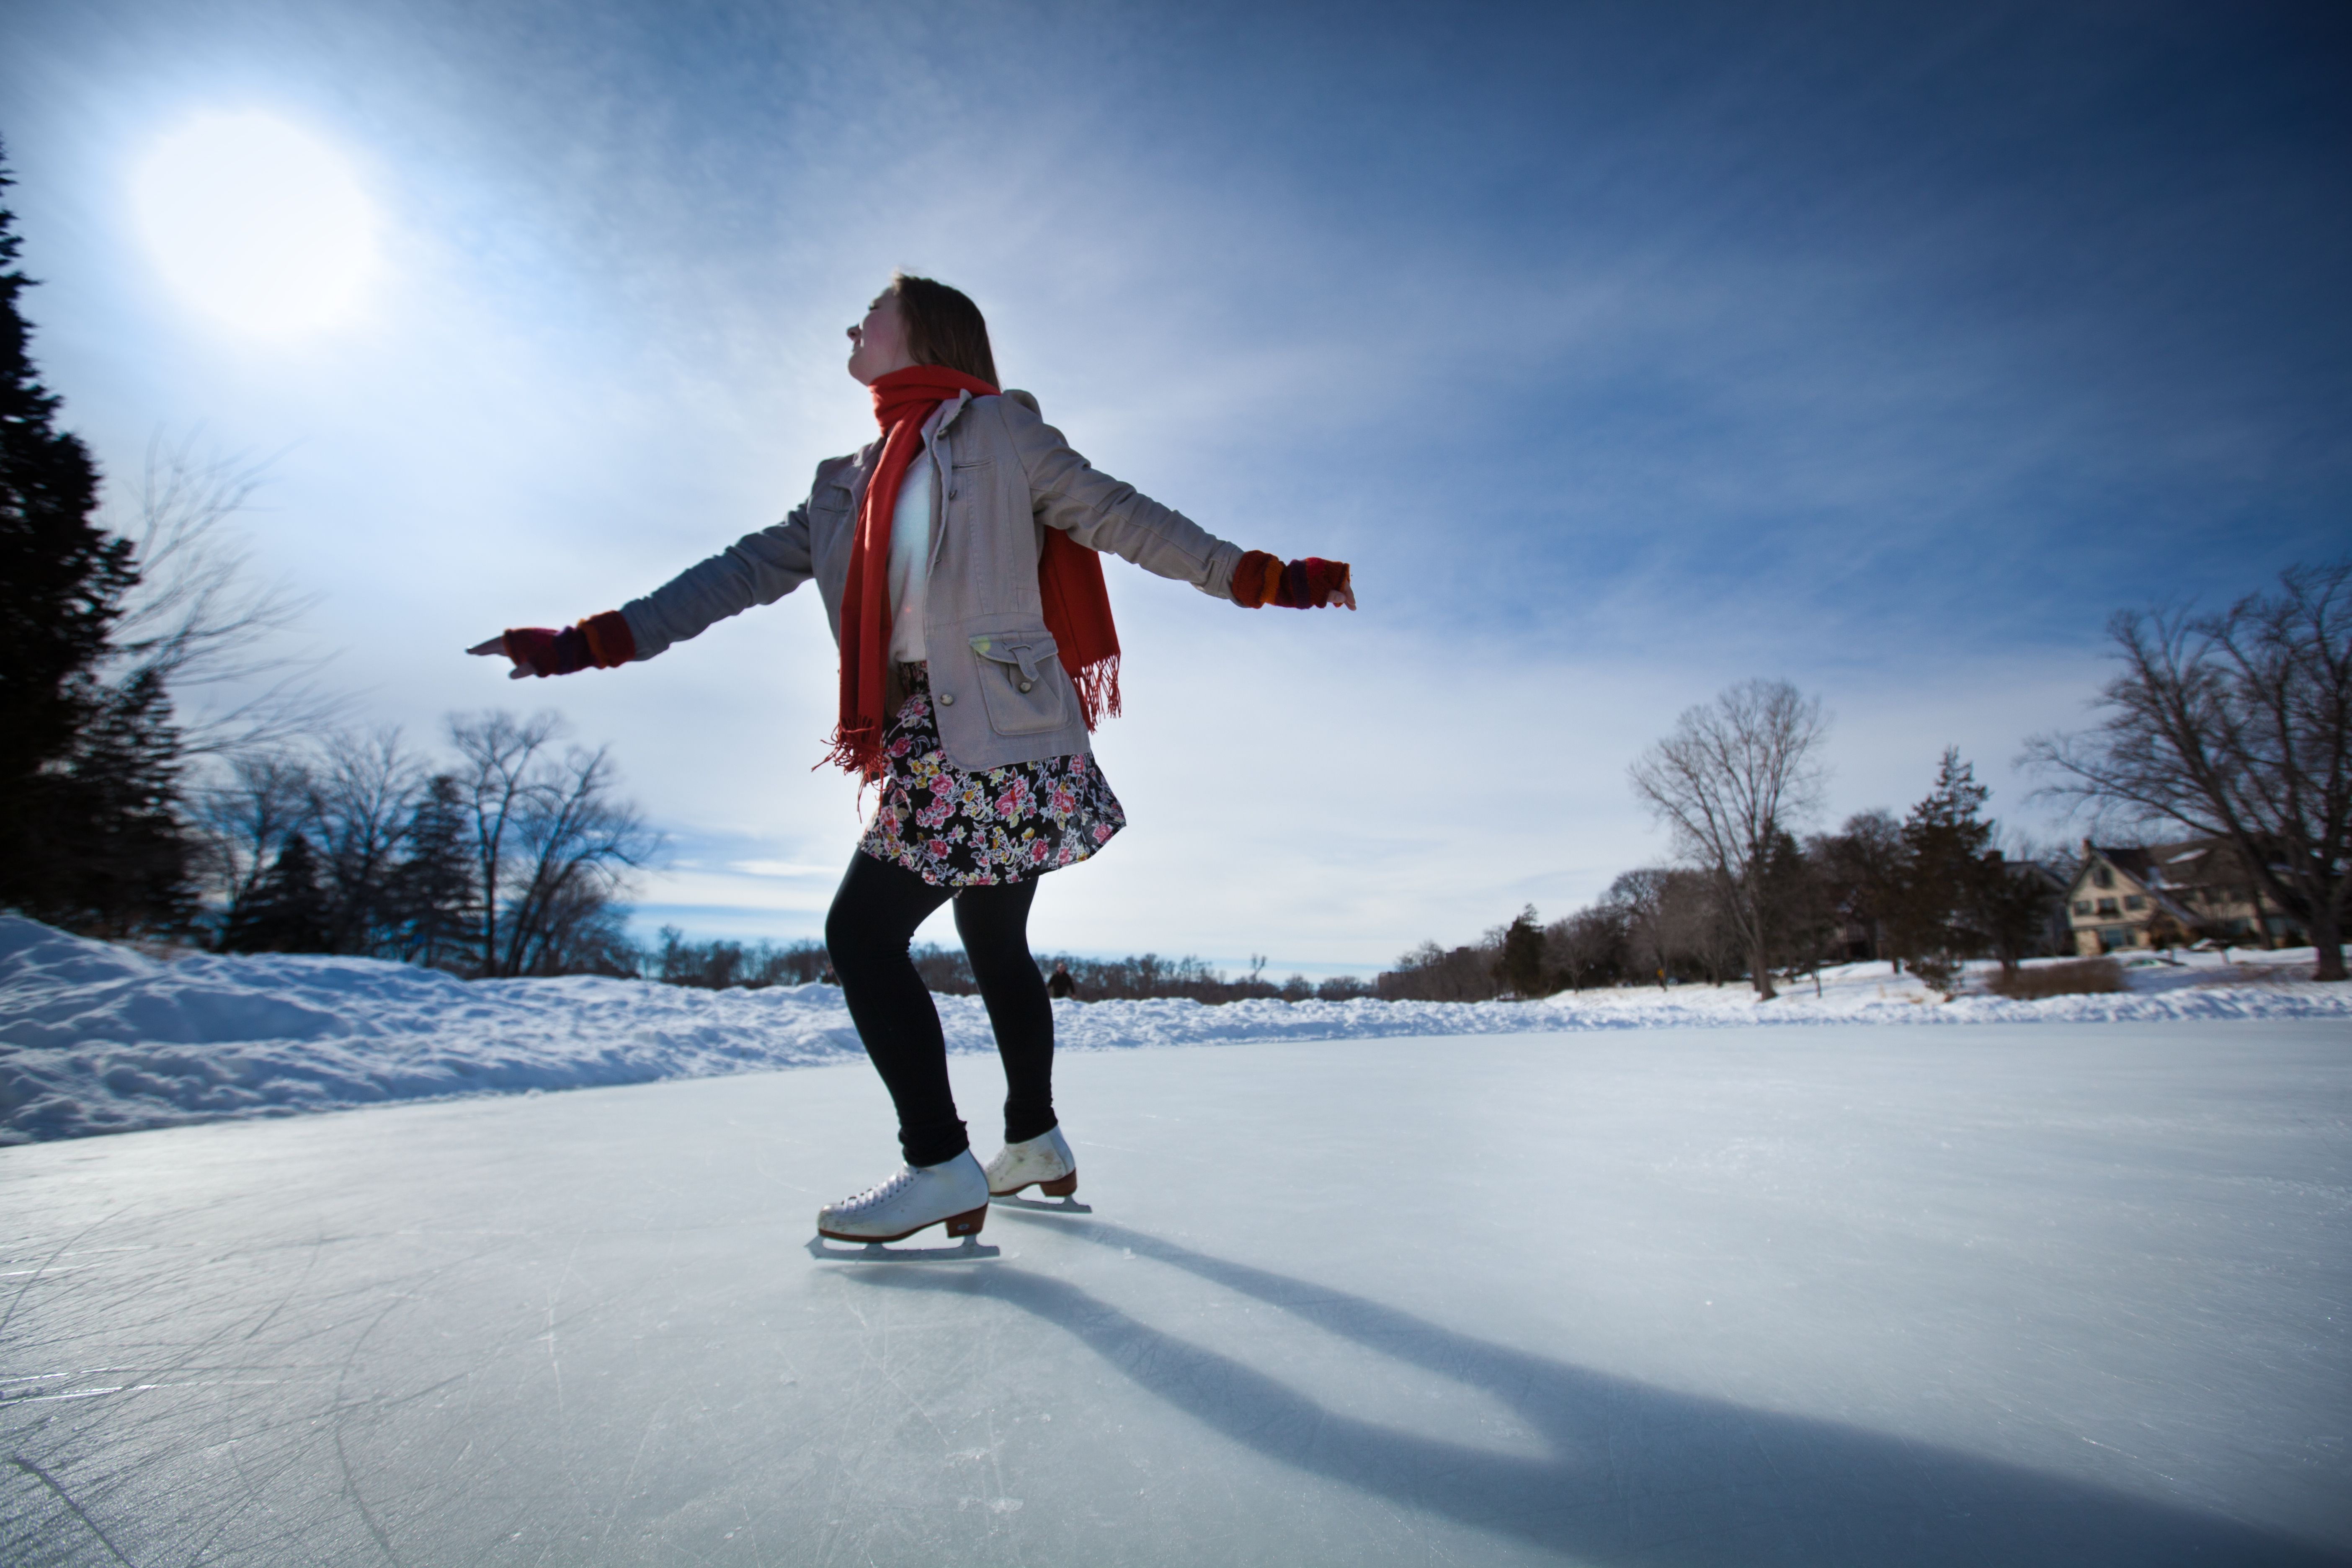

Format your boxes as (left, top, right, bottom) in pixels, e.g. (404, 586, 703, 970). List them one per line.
(857, 665, 1125, 887)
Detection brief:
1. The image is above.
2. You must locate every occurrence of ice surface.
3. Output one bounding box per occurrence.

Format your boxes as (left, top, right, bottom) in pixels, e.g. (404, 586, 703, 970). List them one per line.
(5, 913, 2347, 1144)
(3, 1023, 2347, 1565)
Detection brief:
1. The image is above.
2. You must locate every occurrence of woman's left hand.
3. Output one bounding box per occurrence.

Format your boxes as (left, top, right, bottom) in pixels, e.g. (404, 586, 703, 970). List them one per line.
(1232, 552, 1356, 611)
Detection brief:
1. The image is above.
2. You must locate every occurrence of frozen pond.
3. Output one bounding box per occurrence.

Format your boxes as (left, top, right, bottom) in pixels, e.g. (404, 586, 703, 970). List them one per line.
(3, 1022, 2347, 1565)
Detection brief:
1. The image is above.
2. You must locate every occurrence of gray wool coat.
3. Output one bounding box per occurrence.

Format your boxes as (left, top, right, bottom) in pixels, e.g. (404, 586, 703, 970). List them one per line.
(618, 389, 1248, 771)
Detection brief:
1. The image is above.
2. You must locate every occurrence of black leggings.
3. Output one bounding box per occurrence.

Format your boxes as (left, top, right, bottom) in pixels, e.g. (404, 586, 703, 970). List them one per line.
(825, 851, 1057, 1168)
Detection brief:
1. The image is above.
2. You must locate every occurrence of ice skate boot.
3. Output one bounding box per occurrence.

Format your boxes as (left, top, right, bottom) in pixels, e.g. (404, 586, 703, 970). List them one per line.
(816, 1150, 990, 1243)
(985, 1126, 1078, 1198)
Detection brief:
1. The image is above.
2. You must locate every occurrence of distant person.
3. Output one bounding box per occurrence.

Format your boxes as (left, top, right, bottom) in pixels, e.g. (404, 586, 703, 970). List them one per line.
(1046, 962, 1076, 1001)
(472, 273, 1352, 1247)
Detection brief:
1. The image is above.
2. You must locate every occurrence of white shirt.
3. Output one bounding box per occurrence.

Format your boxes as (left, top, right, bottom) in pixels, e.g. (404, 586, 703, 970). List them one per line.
(885, 447, 934, 663)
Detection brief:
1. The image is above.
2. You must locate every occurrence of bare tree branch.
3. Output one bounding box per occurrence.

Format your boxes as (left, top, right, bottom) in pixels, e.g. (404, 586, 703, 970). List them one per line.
(450, 710, 563, 978)
(1629, 678, 1830, 999)
(105, 433, 338, 757)
(449, 712, 662, 977)
(185, 750, 317, 924)
(2023, 559, 2352, 979)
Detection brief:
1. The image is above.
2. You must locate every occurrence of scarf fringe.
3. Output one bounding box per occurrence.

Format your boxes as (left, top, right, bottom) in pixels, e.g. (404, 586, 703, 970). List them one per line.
(1071, 656, 1122, 732)
(818, 722, 886, 784)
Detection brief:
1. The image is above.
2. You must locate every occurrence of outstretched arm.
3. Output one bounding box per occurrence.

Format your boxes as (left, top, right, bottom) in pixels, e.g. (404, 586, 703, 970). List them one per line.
(466, 469, 829, 676)
(1003, 395, 1354, 610)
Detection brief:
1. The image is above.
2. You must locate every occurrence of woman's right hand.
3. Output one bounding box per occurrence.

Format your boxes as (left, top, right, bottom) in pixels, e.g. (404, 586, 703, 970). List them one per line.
(470, 612, 637, 678)
(468, 633, 538, 679)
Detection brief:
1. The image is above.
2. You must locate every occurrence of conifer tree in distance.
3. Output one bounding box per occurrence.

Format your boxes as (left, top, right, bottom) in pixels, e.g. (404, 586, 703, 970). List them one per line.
(1893, 748, 1995, 994)
(0, 144, 191, 932)
(219, 833, 331, 954)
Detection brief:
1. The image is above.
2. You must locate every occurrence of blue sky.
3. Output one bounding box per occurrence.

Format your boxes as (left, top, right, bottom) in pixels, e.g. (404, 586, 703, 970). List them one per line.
(3, 1, 2345, 973)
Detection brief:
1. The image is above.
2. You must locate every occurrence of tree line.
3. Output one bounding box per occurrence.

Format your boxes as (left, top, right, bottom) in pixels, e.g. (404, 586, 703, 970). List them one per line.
(646, 934, 1380, 1003)
(1378, 741, 2068, 1003)
(189, 717, 656, 977)
(1383, 551, 2352, 999)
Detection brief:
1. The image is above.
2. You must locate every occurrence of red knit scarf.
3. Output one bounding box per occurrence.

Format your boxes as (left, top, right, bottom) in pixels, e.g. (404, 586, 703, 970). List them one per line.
(825, 365, 1123, 779)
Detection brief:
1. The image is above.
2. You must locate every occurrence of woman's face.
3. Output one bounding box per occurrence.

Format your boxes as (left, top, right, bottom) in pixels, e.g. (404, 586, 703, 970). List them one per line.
(846, 292, 917, 384)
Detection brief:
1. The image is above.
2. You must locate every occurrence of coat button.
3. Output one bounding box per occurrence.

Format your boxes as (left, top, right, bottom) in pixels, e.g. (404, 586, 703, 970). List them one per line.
(1018, 681, 1033, 692)
(938, 692, 954, 705)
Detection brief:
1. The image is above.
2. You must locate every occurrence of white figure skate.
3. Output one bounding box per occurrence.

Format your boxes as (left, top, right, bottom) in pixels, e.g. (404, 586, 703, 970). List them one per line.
(815, 1150, 990, 1243)
(984, 1126, 1078, 1199)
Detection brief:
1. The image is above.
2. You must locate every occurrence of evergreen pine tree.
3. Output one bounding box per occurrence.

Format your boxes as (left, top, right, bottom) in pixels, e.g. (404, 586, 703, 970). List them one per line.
(387, 774, 479, 970)
(1893, 748, 1996, 992)
(1493, 906, 1548, 998)
(0, 146, 191, 932)
(221, 833, 332, 953)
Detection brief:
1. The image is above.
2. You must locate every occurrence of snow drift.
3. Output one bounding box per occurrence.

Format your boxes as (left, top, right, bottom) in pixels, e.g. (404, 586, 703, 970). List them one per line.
(3, 913, 2345, 1143)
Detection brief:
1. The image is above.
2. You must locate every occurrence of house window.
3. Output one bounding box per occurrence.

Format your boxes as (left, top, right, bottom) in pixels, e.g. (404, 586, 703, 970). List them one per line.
(2092, 865, 2114, 889)
(2123, 895, 2145, 911)
(2073, 901, 2092, 916)
(2096, 898, 2119, 916)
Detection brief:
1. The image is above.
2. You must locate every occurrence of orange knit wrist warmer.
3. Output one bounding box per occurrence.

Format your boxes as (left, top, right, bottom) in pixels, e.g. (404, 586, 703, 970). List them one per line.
(1231, 551, 1283, 609)
(1230, 551, 1349, 609)
(580, 610, 636, 668)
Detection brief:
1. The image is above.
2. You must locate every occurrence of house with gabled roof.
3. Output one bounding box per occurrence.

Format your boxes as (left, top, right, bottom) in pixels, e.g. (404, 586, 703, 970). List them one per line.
(2065, 838, 2307, 955)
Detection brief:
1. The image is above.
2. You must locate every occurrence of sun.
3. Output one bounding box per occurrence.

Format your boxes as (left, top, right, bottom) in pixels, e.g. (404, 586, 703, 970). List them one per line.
(132, 111, 380, 340)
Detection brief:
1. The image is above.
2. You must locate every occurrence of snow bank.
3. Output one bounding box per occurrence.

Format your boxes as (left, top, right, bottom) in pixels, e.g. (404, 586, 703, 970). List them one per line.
(3, 914, 2345, 1143)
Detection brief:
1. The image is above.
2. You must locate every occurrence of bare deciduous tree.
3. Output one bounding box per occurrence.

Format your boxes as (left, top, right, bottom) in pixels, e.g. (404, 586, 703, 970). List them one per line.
(2023, 560, 2352, 981)
(450, 711, 660, 978)
(452, 711, 560, 977)
(107, 437, 333, 758)
(1376, 939, 1504, 1002)
(1657, 867, 1737, 986)
(1606, 867, 1673, 988)
(187, 750, 314, 922)
(1629, 678, 1830, 999)
(1808, 809, 1904, 969)
(309, 729, 424, 956)
(500, 743, 658, 976)
(1545, 903, 1627, 992)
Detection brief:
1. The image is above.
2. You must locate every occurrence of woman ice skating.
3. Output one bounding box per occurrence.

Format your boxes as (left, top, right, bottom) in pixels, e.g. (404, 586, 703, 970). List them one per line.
(471, 274, 1354, 1247)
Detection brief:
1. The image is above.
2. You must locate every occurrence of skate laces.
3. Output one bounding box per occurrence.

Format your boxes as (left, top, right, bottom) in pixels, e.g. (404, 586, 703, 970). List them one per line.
(840, 1165, 916, 1213)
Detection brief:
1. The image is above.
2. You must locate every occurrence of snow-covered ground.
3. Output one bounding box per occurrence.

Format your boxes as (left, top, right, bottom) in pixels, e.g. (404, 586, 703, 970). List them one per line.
(2, 1024, 2346, 1565)
(3, 913, 2347, 1142)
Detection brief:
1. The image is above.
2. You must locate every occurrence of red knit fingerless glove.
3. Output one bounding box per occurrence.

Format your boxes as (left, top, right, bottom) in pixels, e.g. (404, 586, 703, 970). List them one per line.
(1231, 551, 1351, 609)
(503, 611, 636, 677)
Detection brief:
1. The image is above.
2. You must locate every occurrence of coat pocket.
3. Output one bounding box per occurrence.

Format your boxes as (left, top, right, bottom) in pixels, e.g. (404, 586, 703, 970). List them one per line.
(968, 629, 1070, 736)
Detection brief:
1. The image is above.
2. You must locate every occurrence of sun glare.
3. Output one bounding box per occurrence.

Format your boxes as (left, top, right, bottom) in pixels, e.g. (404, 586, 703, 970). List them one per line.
(133, 111, 379, 339)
